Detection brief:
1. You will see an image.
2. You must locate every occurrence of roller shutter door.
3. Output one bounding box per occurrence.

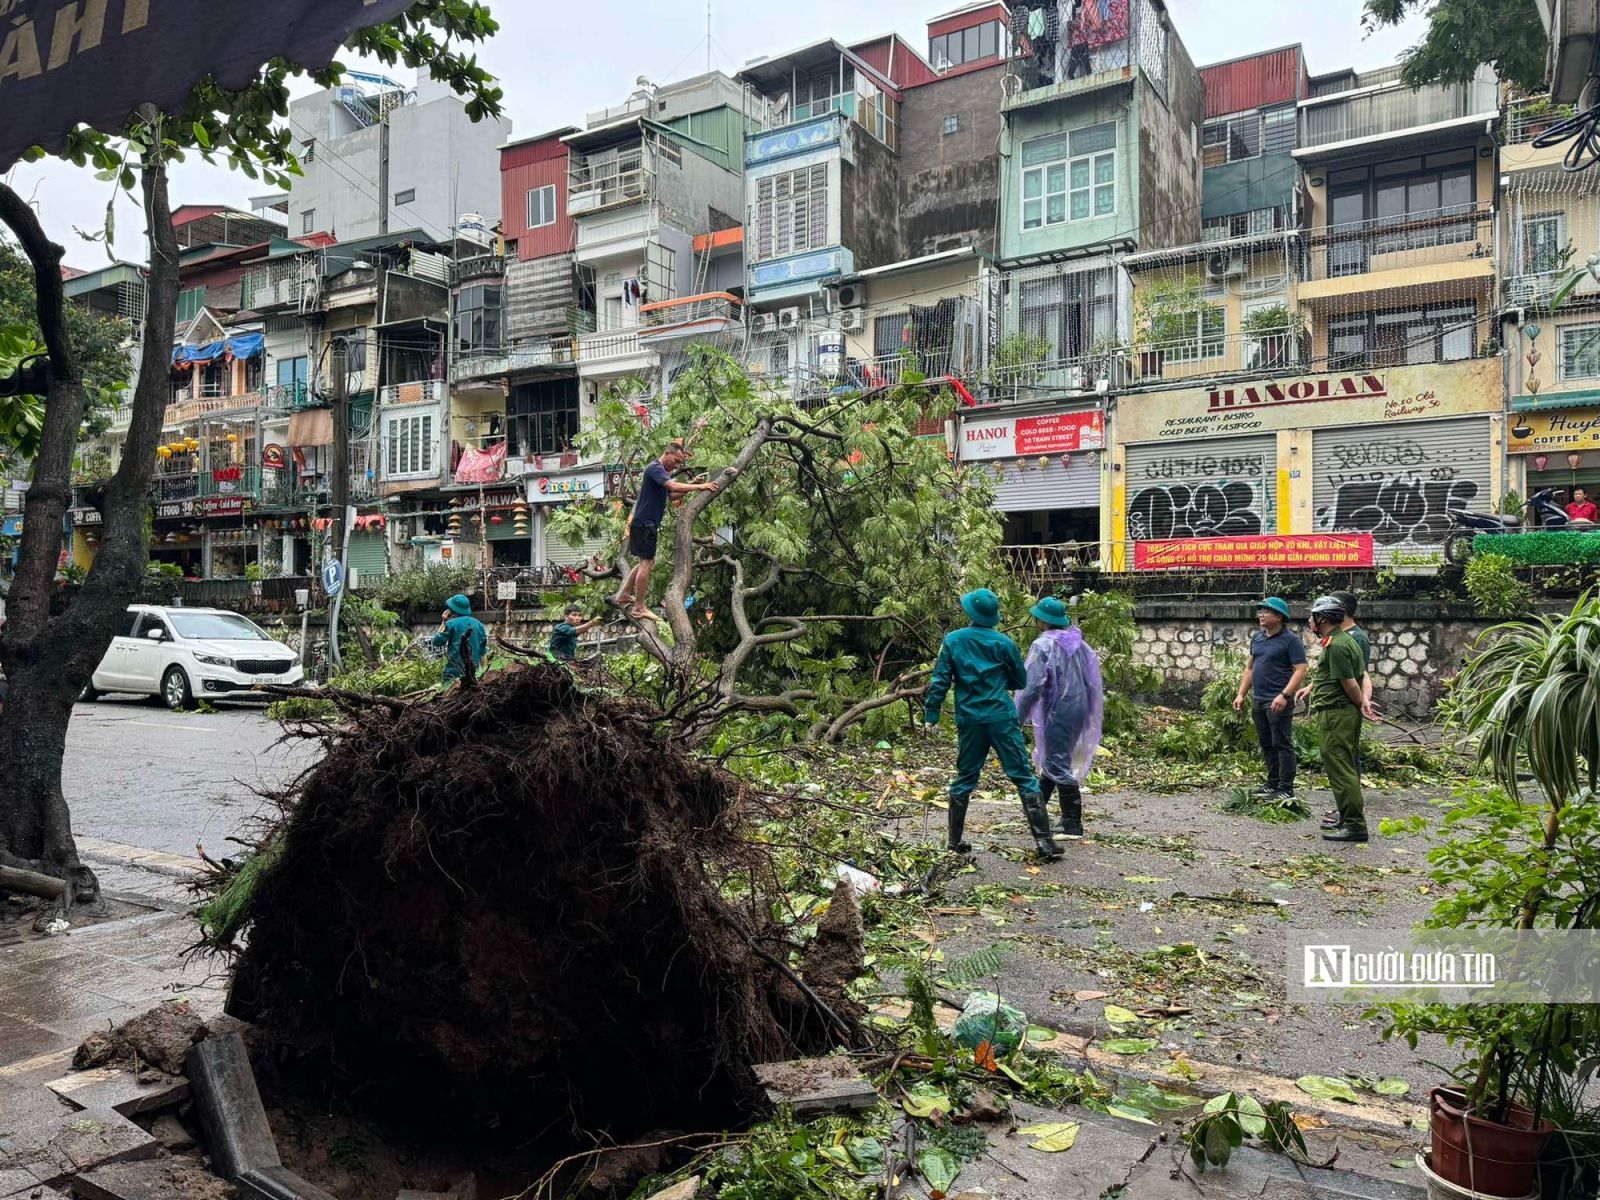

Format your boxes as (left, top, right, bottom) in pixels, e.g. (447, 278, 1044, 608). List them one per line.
(545, 527, 611, 568)
(1312, 417, 1490, 563)
(1124, 434, 1278, 541)
(989, 455, 1100, 511)
(346, 531, 388, 581)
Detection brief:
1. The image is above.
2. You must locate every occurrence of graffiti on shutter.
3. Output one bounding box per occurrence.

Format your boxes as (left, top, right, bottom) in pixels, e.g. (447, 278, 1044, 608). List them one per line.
(1311, 417, 1489, 562)
(1124, 435, 1277, 540)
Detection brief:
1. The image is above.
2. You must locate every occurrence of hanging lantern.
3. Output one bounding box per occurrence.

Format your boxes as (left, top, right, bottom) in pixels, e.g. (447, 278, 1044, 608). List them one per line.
(1535, 454, 1550, 473)
(1568, 452, 1584, 470)
(226, 433, 239, 444)
(1037, 456, 1049, 470)
(164, 532, 177, 543)
(185, 438, 200, 451)
(157, 446, 172, 460)
(1059, 455, 1072, 469)
(490, 514, 504, 525)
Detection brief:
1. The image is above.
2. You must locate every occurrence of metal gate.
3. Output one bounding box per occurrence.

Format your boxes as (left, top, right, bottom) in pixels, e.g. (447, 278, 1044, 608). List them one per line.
(1123, 434, 1278, 541)
(346, 531, 388, 580)
(1312, 417, 1491, 563)
(989, 456, 1100, 511)
(544, 527, 610, 568)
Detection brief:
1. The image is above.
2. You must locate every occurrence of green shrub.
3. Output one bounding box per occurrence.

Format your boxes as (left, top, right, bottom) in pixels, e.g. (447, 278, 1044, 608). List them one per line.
(1464, 553, 1532, 618)
(1474, 532, 1600, 566)
(369, 565, 477, 614)
(1072, 589, 1159, 734)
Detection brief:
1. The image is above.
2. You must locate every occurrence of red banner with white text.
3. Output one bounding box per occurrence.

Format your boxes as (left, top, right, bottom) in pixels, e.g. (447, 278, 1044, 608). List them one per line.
(1133, 534, 1375, 571)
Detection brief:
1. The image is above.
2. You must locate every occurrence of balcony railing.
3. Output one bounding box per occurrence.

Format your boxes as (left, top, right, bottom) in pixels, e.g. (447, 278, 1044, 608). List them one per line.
(983, 352, 1122, 404)
(153, 470, 200, 503)
(378, 379, 445, 407)
(574, 208, 653, 253)
(165, 391, 262, 426)
(1303, 204, 1495, 284)
(568, 142, 652, 216)
(260, 381, 318, 410)
(1003, 543, 1103, 585)
(1126, 328, 1307, 386)
(578, 328, 644, 364)
(637, 293, 744, 346)
(450, 254, 506, 286)
(1504, 95, 1576, 146)
(260, 473, 330, 509)
(1299, 74, 1497, 150)
(451, 339, 579, 383)
(201, 466, 261, 500)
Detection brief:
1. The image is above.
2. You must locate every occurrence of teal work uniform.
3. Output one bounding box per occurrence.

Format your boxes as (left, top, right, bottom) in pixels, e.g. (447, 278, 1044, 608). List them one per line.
(924, 625, 1041, 805)
(549, 622, 580, 661)
(1311, 629, 1366, 837)
(433, 615, 488, 683)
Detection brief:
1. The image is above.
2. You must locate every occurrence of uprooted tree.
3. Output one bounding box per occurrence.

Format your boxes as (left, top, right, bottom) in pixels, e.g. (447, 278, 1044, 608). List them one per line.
(0, 3, 503, 896)
(547, 349, 1017, 740)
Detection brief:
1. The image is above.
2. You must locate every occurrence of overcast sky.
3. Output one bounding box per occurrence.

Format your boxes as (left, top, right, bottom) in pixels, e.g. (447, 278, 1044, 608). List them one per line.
(3, 0, 1430, 270)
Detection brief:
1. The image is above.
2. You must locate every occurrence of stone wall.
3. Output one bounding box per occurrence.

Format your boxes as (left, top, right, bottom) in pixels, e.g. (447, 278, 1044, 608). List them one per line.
(1129, 600, 1503, 718)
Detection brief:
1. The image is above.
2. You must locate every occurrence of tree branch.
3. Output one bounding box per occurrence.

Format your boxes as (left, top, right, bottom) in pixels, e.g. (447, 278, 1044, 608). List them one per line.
(808, 669, 932, 744)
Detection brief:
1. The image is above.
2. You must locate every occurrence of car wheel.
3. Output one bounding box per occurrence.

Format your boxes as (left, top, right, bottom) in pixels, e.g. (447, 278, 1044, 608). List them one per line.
(162, 667, 195, 712)
(78, 682, 100, 703)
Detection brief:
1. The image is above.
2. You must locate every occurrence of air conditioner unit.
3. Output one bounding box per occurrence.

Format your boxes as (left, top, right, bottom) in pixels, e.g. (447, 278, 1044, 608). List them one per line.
(1205, 250, 1247, 282)
(753, 311, 779, 334)
(837, 283, 863, 308)
(839, 307, 866, 332)
(777, 306, 802, 331)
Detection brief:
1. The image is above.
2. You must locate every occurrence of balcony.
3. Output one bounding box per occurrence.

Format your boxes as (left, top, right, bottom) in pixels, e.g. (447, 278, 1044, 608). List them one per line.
(637, 293, 744, 346)
(378, 379, 445, 407)
(165, 391, 262, 427)
(745, 111, 845, 168)
(450, 254, 506, 286)
(260, 381, 319, 411)
(260, 472, 330, 509)
(1297, 70, 1497, 155)
(201, 465, 261, 500)
(451, 340, 578, 385)
(1504, 95, 1577, 146)
(153, 470, 200, 503)
(1299, 204, 1496, 300)
(578, 328, 644, 366)
(568, 142, 652, 217)
(574, 208, 655, 261)
(1003, 0, 1170, 110)
(983, 352, 1123, 405)
(1125, 328, 1308, 387)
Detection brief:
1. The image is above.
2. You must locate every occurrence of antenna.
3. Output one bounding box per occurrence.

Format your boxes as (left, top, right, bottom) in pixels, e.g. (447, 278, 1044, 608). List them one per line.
(707, 0, 712, 74)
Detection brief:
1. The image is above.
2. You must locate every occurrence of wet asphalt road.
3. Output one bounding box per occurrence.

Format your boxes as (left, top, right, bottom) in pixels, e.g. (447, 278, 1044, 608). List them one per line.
(63, 696, 318, 858)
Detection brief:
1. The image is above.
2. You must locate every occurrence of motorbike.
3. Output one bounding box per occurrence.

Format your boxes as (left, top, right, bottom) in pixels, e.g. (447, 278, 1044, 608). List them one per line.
(1443, 489, 1588, 565)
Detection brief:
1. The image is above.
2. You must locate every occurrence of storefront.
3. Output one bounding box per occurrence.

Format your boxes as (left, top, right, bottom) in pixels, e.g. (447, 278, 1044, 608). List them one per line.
(958, 408, 1105, 545)
(529, 469, 609, 568)
(199, 496, 258, 578)
(1109, 360, 1504, 568)
(1507, 408, 1600, 509)
(150, 499, 203, 576)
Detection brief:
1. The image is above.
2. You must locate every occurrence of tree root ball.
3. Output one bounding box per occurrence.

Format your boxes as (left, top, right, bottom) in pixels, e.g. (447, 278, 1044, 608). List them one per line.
(226, 663, 847, 1141)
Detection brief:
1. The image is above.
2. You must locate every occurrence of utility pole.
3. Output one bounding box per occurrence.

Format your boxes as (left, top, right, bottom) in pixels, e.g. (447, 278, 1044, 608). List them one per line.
(327, 335, 350, 670)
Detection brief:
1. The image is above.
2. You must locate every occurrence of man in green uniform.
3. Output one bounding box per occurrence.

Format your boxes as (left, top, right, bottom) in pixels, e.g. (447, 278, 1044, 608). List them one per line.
(1307, 595, 1372, 843)
(924, 588, 1062, 862)
(432, 594, 488, 687)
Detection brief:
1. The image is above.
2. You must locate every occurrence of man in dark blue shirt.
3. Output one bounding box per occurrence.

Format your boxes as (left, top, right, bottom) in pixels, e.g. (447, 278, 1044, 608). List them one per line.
(1232, 596, 1309, 800)
(612, 441, 726, 622)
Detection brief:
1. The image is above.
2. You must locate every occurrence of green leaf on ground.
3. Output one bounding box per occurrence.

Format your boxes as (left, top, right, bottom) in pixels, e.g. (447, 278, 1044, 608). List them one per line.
(916, 1146, 960, 1195)
(1103, 1005, 1140, 1026)
(850, 1138, 884, 1173)
(1296, 1075, 1361, 1103)
(904, 1082, 953, 1118)
(1105, 1102, 1157, 1125)
(1101, 1037, 1159, 1054)
(1026, 1024, 1057, 1043)
(1374, 1078, 1411, 1096)
(1017, 1122, 1081, 1152)
(1123, 875, 1170, 884)
(1391, 1157, 1415, 1169)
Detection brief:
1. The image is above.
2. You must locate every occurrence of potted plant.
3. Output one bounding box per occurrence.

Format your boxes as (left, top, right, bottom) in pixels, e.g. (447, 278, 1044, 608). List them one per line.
(1241, 304, 1305, 370)
(1132, 275, 1210, 378)
(1384, 597, 1600, 1197)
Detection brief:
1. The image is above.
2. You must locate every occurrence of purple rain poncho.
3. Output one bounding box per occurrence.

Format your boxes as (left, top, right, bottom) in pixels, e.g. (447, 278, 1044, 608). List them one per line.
(1015, 627, 1105, 785)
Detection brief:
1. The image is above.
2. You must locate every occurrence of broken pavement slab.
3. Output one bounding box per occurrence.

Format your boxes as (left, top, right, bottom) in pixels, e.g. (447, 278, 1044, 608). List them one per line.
(183, 1035, 280, 1180)
(952, 1100, 1157, 1200)
(753, 1056, 878, 1116)
(71, 1158, 236, 1200)
(45, 1068, 188, 1118)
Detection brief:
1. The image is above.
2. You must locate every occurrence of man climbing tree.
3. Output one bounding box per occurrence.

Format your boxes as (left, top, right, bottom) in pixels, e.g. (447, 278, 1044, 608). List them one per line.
(0, 3, 503, 899)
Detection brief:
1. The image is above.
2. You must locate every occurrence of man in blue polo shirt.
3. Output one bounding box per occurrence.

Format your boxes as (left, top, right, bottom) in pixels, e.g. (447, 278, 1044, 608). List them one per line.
(1233, 596, 1308, 802)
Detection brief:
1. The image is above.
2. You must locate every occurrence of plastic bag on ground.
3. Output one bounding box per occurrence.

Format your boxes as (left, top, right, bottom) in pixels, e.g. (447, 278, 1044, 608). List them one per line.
(952, 991, 1028, 1053)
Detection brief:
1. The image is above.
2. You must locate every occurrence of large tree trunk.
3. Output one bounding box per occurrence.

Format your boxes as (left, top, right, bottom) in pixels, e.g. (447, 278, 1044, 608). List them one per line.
(0, 152, 179, 895)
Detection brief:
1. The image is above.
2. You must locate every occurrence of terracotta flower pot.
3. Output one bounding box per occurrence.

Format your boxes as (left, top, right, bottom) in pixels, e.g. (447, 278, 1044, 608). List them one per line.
(1429, 1087, 1552, 1198)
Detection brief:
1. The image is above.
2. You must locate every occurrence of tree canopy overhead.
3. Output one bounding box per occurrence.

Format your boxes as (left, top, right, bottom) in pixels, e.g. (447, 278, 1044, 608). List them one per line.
(1363, 0, 1547, 92)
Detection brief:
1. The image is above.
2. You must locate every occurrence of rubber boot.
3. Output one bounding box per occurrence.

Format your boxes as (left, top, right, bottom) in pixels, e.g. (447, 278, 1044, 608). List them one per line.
(1020, 790, 1063, 861)
(1056, 781, 1084, 840)
(947, 795, 972, 854)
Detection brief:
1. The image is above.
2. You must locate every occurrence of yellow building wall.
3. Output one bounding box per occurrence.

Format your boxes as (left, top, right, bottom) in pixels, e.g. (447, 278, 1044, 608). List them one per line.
(848, 258, 981, 363)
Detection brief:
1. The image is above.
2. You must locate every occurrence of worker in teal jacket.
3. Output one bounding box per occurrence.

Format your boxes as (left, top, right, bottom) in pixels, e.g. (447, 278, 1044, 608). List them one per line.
(924, 588, 1062, 862)
(432, 594, 488, 686)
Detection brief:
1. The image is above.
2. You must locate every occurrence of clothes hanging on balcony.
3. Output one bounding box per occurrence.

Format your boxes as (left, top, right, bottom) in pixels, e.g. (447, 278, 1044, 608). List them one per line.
(454, 442, 508, 485)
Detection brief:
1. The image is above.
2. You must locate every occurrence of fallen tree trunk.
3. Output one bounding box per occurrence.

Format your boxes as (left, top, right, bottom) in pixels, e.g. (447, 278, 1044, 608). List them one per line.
(0, 863, 66, 901)
(213, 662, 856, 1143)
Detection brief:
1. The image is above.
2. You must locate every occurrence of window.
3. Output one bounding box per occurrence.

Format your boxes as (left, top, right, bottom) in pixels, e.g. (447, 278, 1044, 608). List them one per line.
(302, 209, 316, 235)
(507, 379, 579, 457)
(1163, 306, 1226, 364)
(244, 355, 264, 392)
(394, 188, 416, 206)
(302, 139, 315, 163)
(1021, 123, 1115, 229)
(874, 313, 912, 357)
(753, 163, 829, 261)
(1561, 325, 1600, 380)
(1262, 106, 1297, 155)
(176, 287, 206, 325)
(652, 133, 682, 169)
(1202, 112, 1262, 165)
(1329, 302, 1478, 369)
(1017, 268, 1116, 362)
(344, 336, 368, 376)
(276, 356, 308, 387)
(793, 67, 852, 122)
(929, 20, 1004, 68)
(199, 360, 229, 398)
(1520, 213, 1568, 276)
(456, 284, 503, 353)
(526, 184, 557, 229)
(943, 115, 960, 135)
(383, 410, 435, 480)
(1202, 208, 1287, 242)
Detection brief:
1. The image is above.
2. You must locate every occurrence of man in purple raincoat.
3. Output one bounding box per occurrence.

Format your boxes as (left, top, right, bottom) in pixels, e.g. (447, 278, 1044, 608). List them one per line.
(1015, 596, 1104, 840)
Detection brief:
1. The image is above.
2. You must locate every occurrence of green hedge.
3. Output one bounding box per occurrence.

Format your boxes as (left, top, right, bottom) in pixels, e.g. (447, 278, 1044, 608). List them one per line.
(1473, 532, 1600, 565)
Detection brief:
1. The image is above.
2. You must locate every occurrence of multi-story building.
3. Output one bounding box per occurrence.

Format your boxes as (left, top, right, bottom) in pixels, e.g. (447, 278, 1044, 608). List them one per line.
(1500, 89, 1600, 503)
(973, 0, 1203, 554)
(286, 72, 513, 244)
(1107, 58, 1507, 571)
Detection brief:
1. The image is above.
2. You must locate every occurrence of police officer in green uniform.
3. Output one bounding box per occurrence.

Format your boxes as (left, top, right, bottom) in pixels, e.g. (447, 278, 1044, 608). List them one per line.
(1307, 595, 1372, 843)
(924, 589, 1062, 862)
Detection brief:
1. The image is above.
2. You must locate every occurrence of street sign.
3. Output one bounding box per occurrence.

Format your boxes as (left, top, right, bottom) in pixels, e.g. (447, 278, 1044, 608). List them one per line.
(322, 559, 346, 598)
(497, 581, 519, 601)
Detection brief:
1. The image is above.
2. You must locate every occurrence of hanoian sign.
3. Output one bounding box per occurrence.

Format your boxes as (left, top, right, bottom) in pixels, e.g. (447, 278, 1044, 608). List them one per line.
(0, 0, 413, 172)
(959, 410, 1104, 461)
(528, 471, 604, 504)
